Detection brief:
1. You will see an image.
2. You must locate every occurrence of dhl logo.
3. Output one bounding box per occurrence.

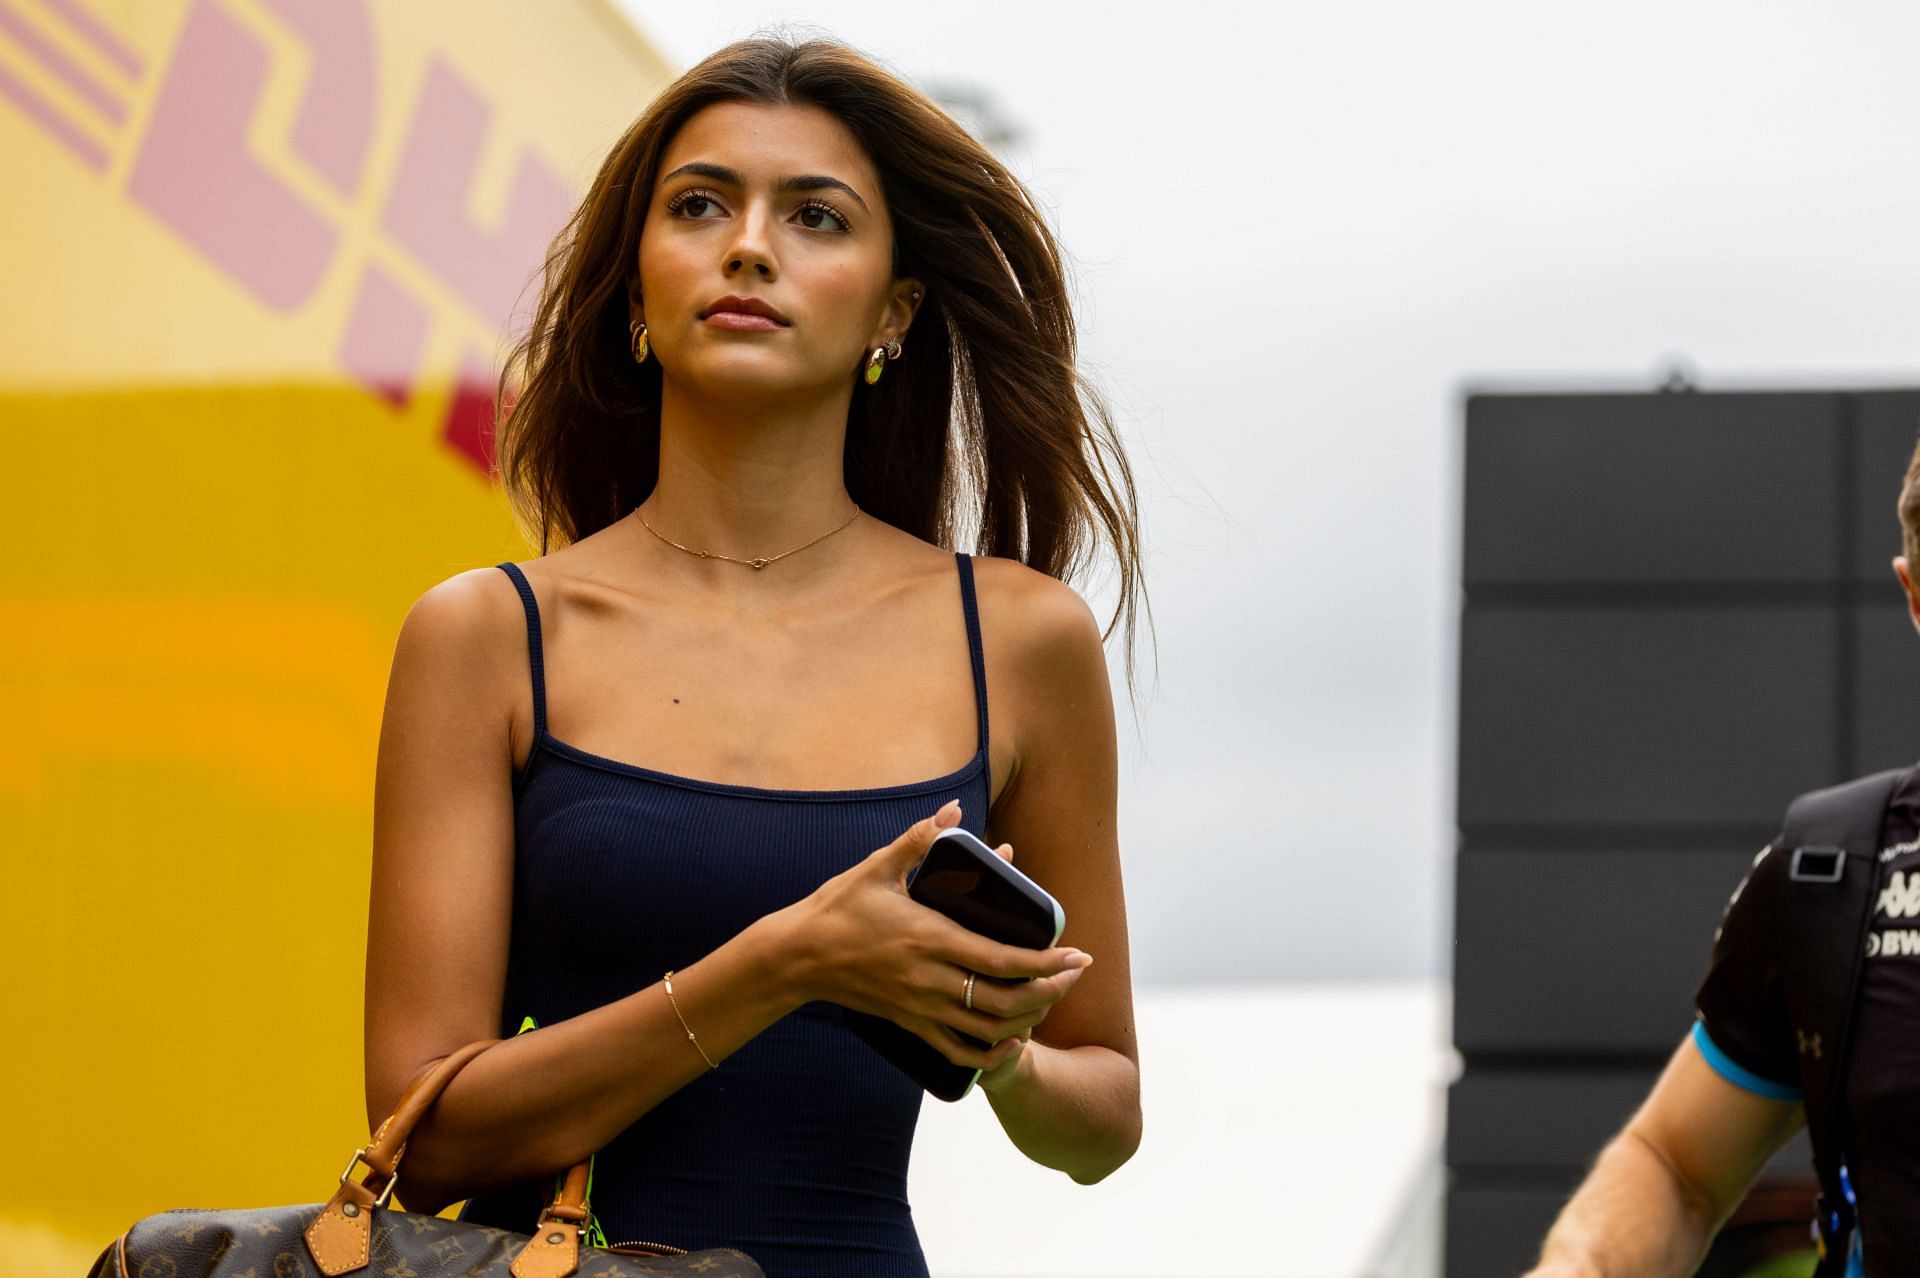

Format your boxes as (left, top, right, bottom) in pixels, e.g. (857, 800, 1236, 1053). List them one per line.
(0, 0, 583, 477)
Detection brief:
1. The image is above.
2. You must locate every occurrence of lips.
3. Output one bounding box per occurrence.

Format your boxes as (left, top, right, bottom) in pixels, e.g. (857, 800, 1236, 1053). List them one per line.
(701, 295, 790, 324)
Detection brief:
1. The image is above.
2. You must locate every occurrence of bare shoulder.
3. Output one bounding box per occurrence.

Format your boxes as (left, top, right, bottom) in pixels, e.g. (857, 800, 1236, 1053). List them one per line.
(388, 564, 532, 711)
(968, 554, 1106, 682)
(402, 564, 525, 656)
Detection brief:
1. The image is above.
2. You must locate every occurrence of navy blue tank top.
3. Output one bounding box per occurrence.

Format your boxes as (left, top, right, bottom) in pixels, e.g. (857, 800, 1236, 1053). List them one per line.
(455, 553, 995, 1277)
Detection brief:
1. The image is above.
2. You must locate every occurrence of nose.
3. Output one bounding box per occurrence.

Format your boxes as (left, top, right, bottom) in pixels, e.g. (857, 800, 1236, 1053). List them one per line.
(724, 201, 777, 280)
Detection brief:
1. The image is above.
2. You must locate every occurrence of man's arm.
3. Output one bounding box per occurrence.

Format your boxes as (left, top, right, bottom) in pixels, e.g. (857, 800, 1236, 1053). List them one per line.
(1524, 1027, 1805, 1278)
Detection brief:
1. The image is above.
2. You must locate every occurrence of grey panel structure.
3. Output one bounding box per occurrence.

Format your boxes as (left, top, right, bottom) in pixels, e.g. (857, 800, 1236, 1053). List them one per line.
(1450, 386, 1920, 1275)
(1851, 392, 1920, 584)
(1463, 392, 1841, 586)
(1454, 849, 1756, 1057)
(1857, 603, 1920, 775)
(1447, 1068, 1655, 1171)
(1458, 609, 1836, 829)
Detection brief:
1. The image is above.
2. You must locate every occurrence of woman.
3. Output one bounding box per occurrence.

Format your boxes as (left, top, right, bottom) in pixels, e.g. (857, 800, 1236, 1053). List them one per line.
(362, 35, 1146, 1277)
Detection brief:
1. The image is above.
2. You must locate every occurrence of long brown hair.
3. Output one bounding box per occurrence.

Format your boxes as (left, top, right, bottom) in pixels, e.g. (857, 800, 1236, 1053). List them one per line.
(492, 34, 1151, 693)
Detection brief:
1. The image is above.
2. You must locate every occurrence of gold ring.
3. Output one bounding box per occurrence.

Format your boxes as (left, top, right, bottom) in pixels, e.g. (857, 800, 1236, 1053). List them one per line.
(963, 971, 977, 1011)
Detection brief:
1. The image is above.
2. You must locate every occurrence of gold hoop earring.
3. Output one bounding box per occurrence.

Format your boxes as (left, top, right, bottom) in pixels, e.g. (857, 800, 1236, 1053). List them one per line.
(863, 346, 887, 385)
(629, 320, 650, 365)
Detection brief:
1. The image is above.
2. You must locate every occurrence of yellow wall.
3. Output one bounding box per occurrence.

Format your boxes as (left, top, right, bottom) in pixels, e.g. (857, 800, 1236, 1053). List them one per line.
(0, 2, 673, 1269)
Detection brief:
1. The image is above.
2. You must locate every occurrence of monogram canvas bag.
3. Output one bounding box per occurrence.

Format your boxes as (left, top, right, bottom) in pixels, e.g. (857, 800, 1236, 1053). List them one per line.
(85, 1039, 764, 1278)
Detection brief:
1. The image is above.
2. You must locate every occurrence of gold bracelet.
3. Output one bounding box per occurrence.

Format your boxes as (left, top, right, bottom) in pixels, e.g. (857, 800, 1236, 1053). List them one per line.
(662, 970, 717, 1070)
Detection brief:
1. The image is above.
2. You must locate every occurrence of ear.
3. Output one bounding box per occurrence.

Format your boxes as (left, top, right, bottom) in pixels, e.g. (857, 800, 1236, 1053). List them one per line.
(1896, 556, 1920, 635)
(628, 276, 644, 326)
(872, 276, 924, 346)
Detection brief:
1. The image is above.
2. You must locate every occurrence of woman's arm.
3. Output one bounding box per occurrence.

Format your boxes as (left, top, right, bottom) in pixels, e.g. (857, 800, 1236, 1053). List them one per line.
(971, 563, 1143, 1184)
(364, 570, 817, 1215)
(1524, 1032, 1804, 1278)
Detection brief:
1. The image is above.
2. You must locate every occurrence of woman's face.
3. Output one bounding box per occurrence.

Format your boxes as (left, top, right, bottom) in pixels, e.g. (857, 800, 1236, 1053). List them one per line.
(634, 100, 921, 400)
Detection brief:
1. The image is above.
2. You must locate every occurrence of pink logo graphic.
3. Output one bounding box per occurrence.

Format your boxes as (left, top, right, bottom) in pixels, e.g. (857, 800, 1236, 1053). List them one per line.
(4, 0, 582, 478)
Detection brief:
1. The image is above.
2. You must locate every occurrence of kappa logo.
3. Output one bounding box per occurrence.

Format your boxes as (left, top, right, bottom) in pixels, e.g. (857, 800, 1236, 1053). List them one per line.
(1797, 1029, 1823, 1058)
(1877, 870, 1920, 920)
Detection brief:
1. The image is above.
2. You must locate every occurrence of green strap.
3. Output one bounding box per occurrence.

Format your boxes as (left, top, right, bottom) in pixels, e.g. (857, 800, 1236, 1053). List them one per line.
(515, 1016, 605, 1249)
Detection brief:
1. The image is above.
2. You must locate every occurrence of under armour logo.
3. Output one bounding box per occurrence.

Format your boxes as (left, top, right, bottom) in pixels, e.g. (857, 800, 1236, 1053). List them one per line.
(1798, 1029, 1823, 1058)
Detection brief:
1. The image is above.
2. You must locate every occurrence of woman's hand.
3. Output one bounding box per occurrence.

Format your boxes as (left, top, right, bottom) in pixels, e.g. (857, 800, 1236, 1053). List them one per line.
(772, 797, 1092, 1073)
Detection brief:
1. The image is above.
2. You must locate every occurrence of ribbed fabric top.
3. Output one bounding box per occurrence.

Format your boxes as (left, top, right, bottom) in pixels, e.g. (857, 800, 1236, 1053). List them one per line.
(455, 553, 995, 1277)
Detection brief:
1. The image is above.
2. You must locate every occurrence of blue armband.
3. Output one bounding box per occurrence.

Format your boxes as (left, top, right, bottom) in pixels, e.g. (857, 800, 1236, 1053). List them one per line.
(1690, 1020, 1801, 1102)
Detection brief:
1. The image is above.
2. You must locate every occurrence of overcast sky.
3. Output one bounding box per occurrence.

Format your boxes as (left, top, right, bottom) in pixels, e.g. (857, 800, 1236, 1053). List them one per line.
(615, 0, 1920, 983)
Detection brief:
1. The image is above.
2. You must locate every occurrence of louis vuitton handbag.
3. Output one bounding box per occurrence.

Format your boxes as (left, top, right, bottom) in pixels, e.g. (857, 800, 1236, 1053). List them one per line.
(85, 1039, 764, 1278)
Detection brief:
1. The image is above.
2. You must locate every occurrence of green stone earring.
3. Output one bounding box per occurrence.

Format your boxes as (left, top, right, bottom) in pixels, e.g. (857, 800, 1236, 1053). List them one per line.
(863, 345, 886, 384)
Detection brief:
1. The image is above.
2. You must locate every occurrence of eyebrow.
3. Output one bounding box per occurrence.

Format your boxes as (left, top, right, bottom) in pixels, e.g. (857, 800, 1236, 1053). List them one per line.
(657, 162, 870, 213)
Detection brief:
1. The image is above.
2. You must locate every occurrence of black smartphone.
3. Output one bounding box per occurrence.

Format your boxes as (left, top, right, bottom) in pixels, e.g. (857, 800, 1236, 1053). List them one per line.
(844, 827, 1067, 1101)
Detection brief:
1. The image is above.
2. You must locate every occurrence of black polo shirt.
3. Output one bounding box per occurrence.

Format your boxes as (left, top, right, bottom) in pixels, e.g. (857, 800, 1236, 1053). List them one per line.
(1695, 763, 1920, 1276)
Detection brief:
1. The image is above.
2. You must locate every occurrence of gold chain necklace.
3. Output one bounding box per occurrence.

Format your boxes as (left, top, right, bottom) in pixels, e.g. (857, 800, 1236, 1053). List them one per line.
(632, 501, 862, 570)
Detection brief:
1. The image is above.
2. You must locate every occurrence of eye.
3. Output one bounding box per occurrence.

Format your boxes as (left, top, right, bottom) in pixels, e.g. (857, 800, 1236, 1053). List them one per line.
(665, 188, 723, 219)
(797, 200, 852, 233)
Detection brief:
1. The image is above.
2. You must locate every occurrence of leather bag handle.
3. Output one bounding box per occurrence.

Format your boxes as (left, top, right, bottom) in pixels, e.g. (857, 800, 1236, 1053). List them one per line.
(302, 1037, 598, 1278)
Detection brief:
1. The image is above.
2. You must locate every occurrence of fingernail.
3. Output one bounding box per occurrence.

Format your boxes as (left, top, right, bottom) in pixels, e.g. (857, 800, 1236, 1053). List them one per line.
(936, 799, 961, 824)
(1066, 951, 1093, 969)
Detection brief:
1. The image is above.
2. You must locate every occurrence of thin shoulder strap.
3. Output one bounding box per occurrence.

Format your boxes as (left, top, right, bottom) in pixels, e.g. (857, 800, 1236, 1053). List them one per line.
(954, 552, 990, 763)
(494, 562, 547, 739)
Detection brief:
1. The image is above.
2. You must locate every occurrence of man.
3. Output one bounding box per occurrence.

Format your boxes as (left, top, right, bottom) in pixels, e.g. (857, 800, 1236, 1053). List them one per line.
(1523, 437, 1920, 1278)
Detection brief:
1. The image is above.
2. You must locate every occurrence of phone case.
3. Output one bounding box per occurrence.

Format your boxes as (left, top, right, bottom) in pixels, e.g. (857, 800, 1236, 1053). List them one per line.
(844, 827, 1067, 1101)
